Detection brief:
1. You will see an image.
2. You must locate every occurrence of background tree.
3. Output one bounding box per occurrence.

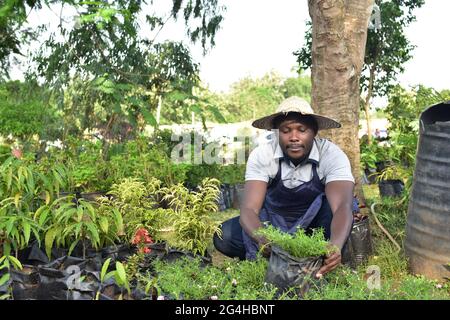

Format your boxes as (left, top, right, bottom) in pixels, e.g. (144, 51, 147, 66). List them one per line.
(1, 0, 225, 146)
(299, 0, 375, 200)
(361, 0, 424, 144)
(0, 0, 43, 79)
(297, 1, 425, 143)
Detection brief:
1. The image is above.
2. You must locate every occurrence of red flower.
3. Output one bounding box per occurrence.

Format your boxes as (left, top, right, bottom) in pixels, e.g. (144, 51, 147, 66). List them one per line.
(132, 228, 154, 254)
(140, 247, 151, 254)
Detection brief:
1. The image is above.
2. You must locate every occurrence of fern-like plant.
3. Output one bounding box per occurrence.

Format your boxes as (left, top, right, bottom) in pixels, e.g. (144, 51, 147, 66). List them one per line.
(102, 177, 168, 242)
(159, 178, 222, 256)
(256, 225, 330, 258)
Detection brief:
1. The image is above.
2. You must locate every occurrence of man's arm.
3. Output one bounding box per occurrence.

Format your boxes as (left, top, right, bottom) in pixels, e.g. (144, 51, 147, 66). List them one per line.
(239, 180, 268, 245)
(317, 180, 354, 277)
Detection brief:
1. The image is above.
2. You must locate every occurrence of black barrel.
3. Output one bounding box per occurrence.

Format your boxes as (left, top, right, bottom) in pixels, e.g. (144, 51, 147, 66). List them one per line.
(405, 101, 450, 280)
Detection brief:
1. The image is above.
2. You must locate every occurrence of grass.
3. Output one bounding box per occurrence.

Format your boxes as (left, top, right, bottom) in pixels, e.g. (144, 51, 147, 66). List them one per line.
(256, 224, 330, 258)
(152, 256, 281, 300)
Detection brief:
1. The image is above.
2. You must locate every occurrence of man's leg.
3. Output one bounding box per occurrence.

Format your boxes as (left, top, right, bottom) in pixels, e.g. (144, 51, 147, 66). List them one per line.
(213, 216, 246, 260)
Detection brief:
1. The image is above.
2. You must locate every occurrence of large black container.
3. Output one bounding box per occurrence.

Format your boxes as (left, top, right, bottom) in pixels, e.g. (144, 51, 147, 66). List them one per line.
(405, 101, 450, 281)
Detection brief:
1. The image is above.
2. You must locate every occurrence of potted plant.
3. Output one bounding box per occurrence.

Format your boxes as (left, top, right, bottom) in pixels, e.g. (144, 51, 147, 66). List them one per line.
(159, 178, 222, 257)
(376, 165, 407, 198)
(256, 225, 333, 297)
(360, 141, 388, 184)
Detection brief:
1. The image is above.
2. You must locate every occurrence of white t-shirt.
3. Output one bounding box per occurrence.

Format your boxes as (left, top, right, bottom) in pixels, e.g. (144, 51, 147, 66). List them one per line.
(245, 133, 354, 188)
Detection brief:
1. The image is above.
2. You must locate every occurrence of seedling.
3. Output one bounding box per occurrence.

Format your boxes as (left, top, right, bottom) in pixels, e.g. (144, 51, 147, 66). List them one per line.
(256, 225, 331, 258)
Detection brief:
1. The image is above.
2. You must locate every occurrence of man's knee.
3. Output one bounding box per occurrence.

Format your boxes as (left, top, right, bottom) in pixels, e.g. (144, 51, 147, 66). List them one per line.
(213, 216, 245, 260)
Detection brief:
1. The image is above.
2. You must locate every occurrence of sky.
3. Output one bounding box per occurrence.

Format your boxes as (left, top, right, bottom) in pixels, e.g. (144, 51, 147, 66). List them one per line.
(11, 0, 450, 100)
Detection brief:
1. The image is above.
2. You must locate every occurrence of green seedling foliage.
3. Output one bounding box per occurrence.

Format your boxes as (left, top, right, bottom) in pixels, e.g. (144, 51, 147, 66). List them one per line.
(256, 225, 330, 258)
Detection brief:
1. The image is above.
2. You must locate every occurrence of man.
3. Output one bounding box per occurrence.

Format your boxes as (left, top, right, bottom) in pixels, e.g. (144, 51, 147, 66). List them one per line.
(213, 96, 354, 277)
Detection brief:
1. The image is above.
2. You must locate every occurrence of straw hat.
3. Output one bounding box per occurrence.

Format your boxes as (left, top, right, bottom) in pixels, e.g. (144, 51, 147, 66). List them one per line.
(252, 96, 341, 130)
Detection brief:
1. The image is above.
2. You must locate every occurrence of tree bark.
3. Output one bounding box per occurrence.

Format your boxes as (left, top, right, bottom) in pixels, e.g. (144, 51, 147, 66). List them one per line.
(308, 0, 374, 203)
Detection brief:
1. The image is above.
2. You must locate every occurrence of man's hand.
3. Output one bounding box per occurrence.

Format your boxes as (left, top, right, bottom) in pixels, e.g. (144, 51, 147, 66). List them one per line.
(316, 244, 341, 278)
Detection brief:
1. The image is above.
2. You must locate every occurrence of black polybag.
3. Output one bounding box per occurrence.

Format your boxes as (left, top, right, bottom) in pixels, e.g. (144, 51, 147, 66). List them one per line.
(341, 216, 373, 267)
(265, 245, 324, 298)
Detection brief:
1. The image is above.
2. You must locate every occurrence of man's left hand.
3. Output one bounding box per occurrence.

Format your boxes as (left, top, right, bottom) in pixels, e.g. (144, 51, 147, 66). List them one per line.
(316, 245, 341, 278)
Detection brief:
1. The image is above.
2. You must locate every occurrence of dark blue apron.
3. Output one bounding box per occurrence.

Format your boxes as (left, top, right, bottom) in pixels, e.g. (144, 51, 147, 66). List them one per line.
(242, 158, 327, 260)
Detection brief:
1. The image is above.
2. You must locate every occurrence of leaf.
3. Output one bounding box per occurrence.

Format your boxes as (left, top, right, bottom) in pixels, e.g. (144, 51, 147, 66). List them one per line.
(6, 217, 16, 235)
(86, 223, 100, 247)
(45, 191, 51, 205)
(6, 167, 12, 191)
(7, 256, 22, 270)
(99, 216, 109, 234)
(0, 274, 10, 287)
(140, 106, 157, 126)
(104, 271, 115, 282)
(115, 262, 127, 286)
(113, 209, 124, 236)
(14, 193, 20, 208)
(208, 105, 227, 123)
(45, 228, 59, 259)
(3, 242, 11, 256)
(68, 239, 80, 257)
(100, 258, 111, 282)
(23, 221, 31, 245)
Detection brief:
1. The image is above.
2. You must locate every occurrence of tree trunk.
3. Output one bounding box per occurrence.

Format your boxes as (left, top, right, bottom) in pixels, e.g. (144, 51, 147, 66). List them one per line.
(308, 0, 374, 202)
(156, 95, 162, 125)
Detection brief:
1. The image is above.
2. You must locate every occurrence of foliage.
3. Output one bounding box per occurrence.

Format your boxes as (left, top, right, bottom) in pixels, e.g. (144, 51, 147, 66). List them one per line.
(27, 0, 224, 140)
(0, 81, 62, 144)
(100, 177, 168, 243)
(0, 196, 41, 256)
(0, 0, 43, 78)
(152, 256, 279, 300)
(360, 140, 388, 170)
(107, 136, 191, 187)
(160, 177, 222, 256)
(38, 196, 123, 258)
(0, 254, 23, 300)
(217, 164, 245, 185)
(97, 258, 131, 298)
(159, 83, 227, 126)
(279, 71, 311, 101)
(0, 156, 68, 254)
(380, 85, 450, 202)
(221, 72, 285, 122)
(303, 265, 448, 300)
(295, 0, 425, 100)
(256, 224, 330, 258)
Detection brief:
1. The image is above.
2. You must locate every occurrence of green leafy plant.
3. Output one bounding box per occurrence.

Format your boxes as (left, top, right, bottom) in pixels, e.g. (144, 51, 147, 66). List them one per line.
(101, 177, 168, 242)
(360, 141, 388, 171)
(0, 254, 23, 300)
(40, 196, 122, 259)
(0, 196, 41, 257)
(256, 225, 330, 258)
(159, 178, 222, 256)
(96, 258, 131, 299)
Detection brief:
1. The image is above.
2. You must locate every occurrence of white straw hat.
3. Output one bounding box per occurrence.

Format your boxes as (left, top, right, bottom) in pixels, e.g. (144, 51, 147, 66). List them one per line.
(252, 96, 341, 130)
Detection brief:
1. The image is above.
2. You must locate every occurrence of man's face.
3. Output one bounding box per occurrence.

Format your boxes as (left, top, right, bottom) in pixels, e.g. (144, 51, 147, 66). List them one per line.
(277, 118, 316, 161)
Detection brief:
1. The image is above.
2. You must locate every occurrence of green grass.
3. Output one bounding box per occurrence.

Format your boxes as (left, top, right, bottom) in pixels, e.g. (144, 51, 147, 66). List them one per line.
(256, 225, 330, 258)
(152, 256, 281, 300)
